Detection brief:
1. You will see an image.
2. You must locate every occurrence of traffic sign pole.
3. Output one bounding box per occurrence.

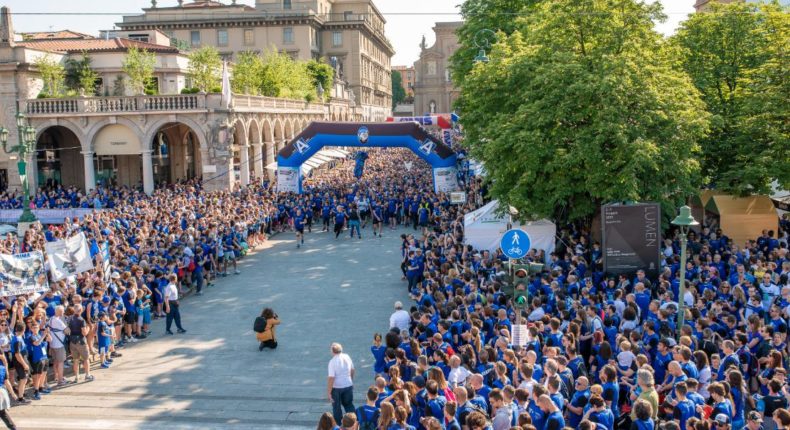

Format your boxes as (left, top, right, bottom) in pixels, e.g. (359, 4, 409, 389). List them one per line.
(501, 229, 531, 340)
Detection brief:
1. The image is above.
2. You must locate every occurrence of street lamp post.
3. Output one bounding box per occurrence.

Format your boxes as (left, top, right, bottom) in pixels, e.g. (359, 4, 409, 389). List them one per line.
(671, 205, 699, 339)
(0, 112, 39, 223)
(473, 29, 497, 64)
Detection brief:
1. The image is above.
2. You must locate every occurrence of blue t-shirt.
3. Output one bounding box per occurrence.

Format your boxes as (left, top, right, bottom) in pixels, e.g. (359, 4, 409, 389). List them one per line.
(27, 333, 48, 363)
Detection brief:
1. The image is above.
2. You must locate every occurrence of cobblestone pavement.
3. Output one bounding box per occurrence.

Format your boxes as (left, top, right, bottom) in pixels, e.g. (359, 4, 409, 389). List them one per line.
(12, 226, 412, 429)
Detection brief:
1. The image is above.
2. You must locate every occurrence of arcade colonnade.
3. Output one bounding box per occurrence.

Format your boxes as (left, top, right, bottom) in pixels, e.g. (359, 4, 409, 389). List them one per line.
(22, 94, 352, 194)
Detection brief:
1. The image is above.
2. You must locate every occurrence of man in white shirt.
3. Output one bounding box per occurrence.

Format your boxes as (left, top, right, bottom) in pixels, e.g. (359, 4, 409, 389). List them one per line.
(164, 274, 186, 335)
(327, 342, 355, 424)
(389, 301, 410, 332)
(447, 355, 471, 388)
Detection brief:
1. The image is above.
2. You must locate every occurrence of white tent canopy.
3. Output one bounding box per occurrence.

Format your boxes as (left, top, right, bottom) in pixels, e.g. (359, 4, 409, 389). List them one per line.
(265, 149, 351, 174)
(464, 200, 556, 261)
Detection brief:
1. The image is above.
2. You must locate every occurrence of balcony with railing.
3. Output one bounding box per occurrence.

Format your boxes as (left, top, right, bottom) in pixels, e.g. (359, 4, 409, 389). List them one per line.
(26, 94, 206, 115)
(25, 93, 329, 116)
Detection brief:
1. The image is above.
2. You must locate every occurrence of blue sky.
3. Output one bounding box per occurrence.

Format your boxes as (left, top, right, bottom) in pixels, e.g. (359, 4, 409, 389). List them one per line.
(3, 0, 696, 66)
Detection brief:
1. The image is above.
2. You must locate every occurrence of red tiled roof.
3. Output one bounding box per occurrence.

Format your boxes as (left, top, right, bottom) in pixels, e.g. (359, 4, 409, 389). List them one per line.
(20, 38, 180, 54)
(19, 30, 93, 40)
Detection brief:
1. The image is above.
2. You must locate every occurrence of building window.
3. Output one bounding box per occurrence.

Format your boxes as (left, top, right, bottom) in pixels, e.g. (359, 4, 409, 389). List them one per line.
(217, 29, 228, 47)
(283, 27, 294, 44)
(283, 0, 291, 9)
(332, 31, 342, 47)
(244, 29, 254, 46)
(344, 11, 354, 21)
(190, 30, 201, 47)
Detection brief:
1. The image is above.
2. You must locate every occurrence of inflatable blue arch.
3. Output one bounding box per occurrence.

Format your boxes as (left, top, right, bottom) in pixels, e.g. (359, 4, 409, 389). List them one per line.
(276, 122, 460, 194)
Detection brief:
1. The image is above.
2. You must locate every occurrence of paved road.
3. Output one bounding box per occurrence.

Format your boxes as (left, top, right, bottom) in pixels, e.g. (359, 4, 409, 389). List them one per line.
(12, 226, 412, 429)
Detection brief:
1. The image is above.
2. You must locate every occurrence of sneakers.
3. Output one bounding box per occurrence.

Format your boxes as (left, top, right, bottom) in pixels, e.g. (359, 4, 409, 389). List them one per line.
(177, 328, 187, 334)
(57, 379, 69, 387)
(234, 270, 240, 275)
(101, 362, 111, 369)
(110, 352, 122, 358)
(32, 392, 41, 401)
(40, 387, 51, 394)
(127, 336, 138, 343)
(166, 330, 174, 335)
(195, 292, 203, 296)
(296, 244, 300, 249)
(84, 374, 94, 382)
(17, 397, 30, 404)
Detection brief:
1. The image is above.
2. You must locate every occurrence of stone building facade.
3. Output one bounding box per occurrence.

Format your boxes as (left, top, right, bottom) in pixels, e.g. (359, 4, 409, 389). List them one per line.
(412, 21, 462, 116)
(0, 7, 360, 195)
(115, 0, 394, 121)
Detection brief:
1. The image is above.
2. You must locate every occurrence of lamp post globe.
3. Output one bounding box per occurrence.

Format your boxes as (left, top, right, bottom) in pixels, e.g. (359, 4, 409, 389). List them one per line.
(1, 112, 39, 224)
(671, 205, 699, 339)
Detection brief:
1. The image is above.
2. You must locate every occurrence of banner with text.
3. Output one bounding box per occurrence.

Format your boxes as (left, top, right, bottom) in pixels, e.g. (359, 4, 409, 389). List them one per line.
(276, 166, 302, 193)
(45, 232, 93, 281)
(0, 251, 49, 296)
(433, 167, 461, 193)
(602, 203, 661, 279)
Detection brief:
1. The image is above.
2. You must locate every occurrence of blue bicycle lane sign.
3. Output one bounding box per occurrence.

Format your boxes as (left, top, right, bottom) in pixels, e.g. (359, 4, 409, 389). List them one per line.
(500, 229, 531, 259)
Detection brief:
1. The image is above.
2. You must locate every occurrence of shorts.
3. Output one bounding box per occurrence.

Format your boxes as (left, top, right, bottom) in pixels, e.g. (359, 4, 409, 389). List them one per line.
(296, 227, 304, 234)
(12, 359, 28, 380)
(124, 311, 138, 324)
(224, 252, 235, 261)
(31, 360, 47, 375)
(50, 347, 66, 363)
(70, 342, 89, 362)
(98, 345, 109, 355)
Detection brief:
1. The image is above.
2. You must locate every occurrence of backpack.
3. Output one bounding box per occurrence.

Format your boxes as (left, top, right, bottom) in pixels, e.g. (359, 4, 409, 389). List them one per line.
(253, 317, 267, 333)
(356, 406, 379, 430)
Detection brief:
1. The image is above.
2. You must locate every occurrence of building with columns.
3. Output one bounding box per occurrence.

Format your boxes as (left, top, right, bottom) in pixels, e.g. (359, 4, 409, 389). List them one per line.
(412, 21, 461, 116)
(694, 0, 790, 11)
(0, 7, 360, 195)
(115, 0, 394, 122)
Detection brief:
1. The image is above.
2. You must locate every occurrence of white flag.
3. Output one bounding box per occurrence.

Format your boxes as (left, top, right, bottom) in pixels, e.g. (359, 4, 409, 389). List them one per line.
(45, 232, 93, 281)
(404, 161, 413, 171)
(221, 61, 232, 109)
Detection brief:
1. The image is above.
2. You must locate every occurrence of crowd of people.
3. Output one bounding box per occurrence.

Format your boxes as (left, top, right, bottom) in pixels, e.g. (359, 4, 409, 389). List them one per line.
(1, 130, 790, 430)
(304, 148, 790, 430)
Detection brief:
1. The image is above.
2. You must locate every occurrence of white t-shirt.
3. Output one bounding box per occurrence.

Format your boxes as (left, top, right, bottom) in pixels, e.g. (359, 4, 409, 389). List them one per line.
(48, 316, 68, 349)
(328, 353, 355, 389)
(165, 283, 179, 301)
(448, 366, 472, 387)
(389, 310, 410, 332)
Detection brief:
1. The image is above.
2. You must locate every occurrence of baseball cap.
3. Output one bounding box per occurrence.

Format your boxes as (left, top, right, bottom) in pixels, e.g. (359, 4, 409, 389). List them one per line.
(748, 411, 762, 423)
(715, 414, 731, 425)
(412, 375, 426, 389)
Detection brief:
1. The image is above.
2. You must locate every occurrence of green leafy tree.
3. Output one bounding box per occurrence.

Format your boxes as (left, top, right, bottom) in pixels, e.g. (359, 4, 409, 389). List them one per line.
(122, 47, 156, 95)
(391, 70, 406, 108)
(258, 48, 313, 101)
(457, 0, 709, 224)
(231, 51, 263, 95)
(187, 46, 222, 93)
(34, 54, 66, 97)
(65, 51, 99, 96)
(450, 0, 538, 88)
(672, 2, 789, 194)
(305, 59, 334, 101)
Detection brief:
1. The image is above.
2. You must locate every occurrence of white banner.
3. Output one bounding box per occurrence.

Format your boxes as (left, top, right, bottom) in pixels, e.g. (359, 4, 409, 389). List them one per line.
(0, 209, 97, 224)
(45, 233, 93, 281)
(0, 251, 49, 297)
(512, 324, 528, 347)
(433, 167, 460, 193)
(276, 166, 301, 193)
